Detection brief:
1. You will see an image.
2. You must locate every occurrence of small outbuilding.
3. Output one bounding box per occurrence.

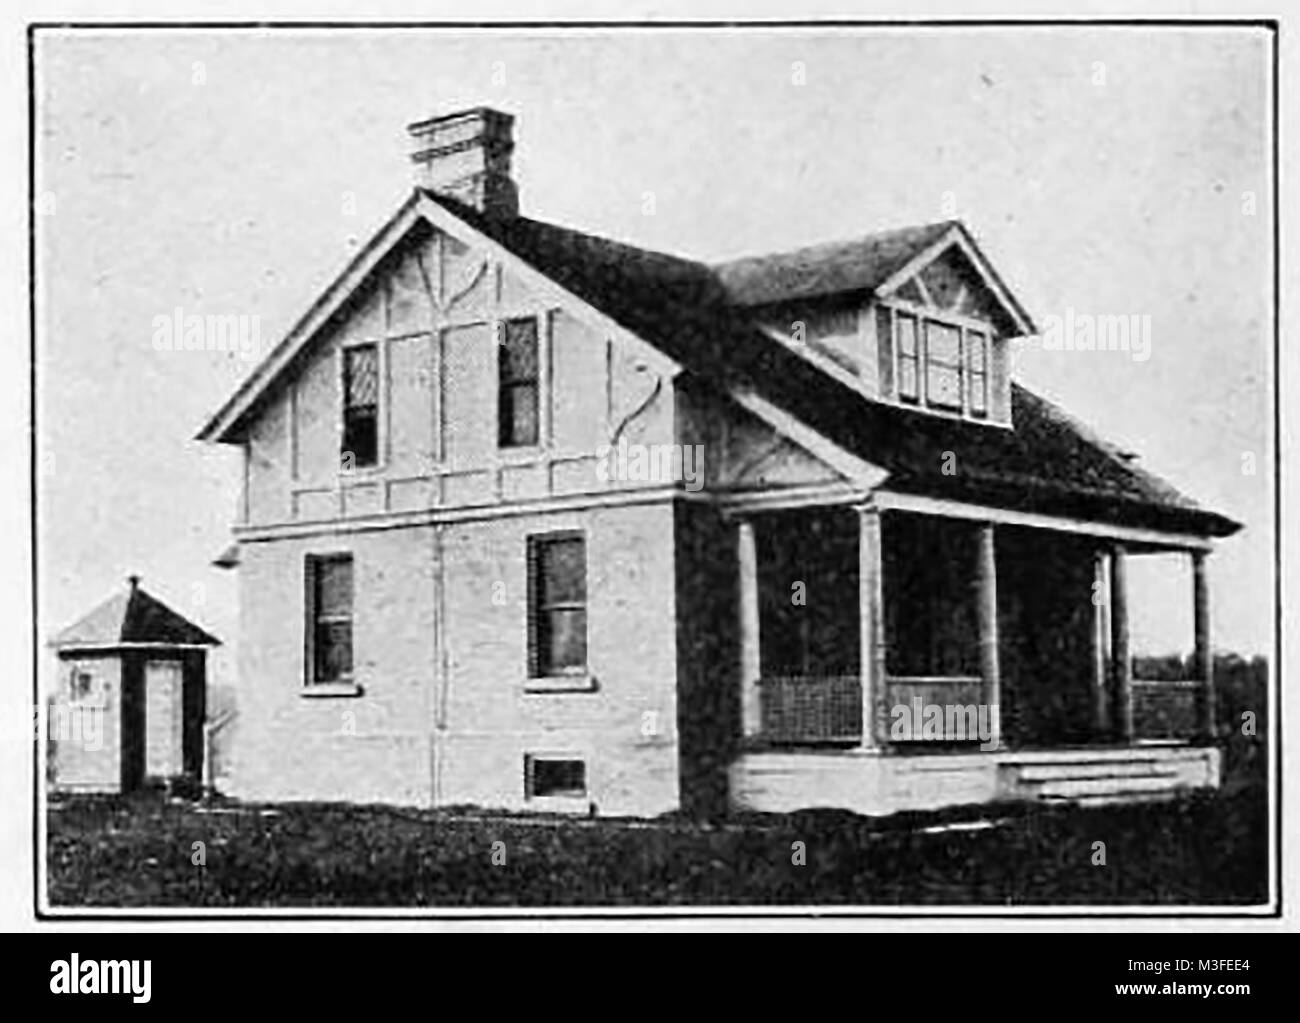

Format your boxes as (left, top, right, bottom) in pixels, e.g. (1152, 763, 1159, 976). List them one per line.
(48, 575, 220, 793)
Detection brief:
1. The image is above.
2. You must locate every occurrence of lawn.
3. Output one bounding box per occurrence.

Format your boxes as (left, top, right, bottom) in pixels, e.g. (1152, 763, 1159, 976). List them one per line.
(46, 782, 1268, 909)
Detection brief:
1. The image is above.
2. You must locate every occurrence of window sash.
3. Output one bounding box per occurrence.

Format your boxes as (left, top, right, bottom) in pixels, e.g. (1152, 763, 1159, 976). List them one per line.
(342, 345, 380, 467)
(308, 556, 354, 684)
(344, 344, 379, 409)
(498, 317, 541, 448)
(896, 314, 920, 402)
(529, 534, 588, 677)
(893, 307, 995, 419)
(967, 331, 988, 416)
(527, 757, 587, 799)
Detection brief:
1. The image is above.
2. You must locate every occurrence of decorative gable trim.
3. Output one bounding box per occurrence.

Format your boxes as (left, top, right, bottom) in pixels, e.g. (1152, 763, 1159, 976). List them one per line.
(875, 223, 1036, 337)
(198, 191, 679, 444)
(726, 386, 889, 491)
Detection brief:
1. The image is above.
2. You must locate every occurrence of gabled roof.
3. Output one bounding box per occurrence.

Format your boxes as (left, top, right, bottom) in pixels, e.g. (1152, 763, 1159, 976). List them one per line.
(713, 219, 1036, 335)
(198, 188, 1240, 540)
(51, 579, 221, 651)
(715, 221, 954, 306)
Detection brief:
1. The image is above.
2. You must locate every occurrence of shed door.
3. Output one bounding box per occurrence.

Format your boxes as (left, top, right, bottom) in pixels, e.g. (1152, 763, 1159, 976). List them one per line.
(144, 660, 183, 778)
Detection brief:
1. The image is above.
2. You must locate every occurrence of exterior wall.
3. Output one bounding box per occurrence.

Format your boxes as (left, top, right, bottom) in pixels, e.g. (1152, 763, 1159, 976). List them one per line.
(49, 654, 121, 793)
(437, 501, 680, 816)
(231, 525, 439, 807)
(673, 499, 738, 818)
(229, 500, 680, 815)
(241, 225, 677, 529)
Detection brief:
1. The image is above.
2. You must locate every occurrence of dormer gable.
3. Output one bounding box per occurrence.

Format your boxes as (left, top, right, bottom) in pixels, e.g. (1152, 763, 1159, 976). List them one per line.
(717, 222, 1033, 428)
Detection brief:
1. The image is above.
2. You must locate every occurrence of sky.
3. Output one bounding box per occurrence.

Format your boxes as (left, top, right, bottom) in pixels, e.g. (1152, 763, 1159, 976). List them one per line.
(36, 26, 1273, 684)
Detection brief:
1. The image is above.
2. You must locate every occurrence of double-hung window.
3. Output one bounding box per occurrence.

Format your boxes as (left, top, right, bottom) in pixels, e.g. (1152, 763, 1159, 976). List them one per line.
(307, 555, 354, 685)
(342, 344, 379, 468)
(498, 317, 540, 448)
(528, 533, 587, 678)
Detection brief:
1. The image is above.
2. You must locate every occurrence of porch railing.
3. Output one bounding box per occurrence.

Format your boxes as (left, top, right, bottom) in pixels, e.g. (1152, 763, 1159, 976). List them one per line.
(758, 675, 862, 744)
(885, 676, 986, 742)
(1132, 679, 1200, 739)
(757, 674, 989, 745)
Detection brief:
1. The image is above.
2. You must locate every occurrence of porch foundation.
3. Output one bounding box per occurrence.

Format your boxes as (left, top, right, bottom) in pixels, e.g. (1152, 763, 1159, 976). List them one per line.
(729, 744, 1221, 816)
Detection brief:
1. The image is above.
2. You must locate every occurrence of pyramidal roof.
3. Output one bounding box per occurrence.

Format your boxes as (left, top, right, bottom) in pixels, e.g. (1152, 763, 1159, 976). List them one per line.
(50, 577, 221, 650)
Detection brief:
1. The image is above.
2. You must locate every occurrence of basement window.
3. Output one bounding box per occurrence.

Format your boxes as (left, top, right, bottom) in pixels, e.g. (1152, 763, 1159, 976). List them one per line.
(525, 756, 587, 799)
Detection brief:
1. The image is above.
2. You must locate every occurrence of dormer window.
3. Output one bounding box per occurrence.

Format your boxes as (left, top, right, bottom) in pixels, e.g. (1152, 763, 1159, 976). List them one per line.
(888, 305, 991, 421)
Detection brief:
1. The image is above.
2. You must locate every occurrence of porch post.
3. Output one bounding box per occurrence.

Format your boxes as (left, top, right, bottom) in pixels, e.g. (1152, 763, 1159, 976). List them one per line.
(1109, 544, 1134, 742)
(1192, 550, 1216, 741)
(1092, 550, 1110, 735)
(858, 504, 884, 750)
(976, 523, 1002, 750)
(737, 518, 762, 739)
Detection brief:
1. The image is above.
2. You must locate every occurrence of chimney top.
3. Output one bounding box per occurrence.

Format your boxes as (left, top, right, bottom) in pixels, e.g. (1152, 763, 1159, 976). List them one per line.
(407, 106, 518, 221)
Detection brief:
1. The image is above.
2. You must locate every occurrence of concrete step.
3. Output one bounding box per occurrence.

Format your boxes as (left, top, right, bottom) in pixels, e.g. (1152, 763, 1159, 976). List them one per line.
(1042, 790, 1184, 808)
(1015, 759, 1193, 783)
(1028, 773, 1183, 800)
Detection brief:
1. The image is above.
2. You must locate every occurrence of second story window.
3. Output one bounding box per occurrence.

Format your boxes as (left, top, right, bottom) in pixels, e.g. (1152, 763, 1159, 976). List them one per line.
(967, 331, 988, 417)
(924, 322, 963, 411)
(342, 343, 379, 469)
(897, 313, 920, 402)
(890, 306, 994, 421)
(498, 317, 540, 448)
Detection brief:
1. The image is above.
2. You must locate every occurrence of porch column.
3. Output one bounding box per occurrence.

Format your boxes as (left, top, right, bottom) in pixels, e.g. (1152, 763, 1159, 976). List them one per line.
(737, 518, 762, 739)
(1092, 551, 1110, 735)
(858, 504, 885, 750)
(1192, 550, 1216, 741)
(1109, 544, 1134, 742)
(976, 523, 1002, 750)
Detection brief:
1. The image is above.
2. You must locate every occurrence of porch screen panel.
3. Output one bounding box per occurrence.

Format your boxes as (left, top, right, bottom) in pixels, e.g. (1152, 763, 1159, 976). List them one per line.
(883, 515, 980, 678)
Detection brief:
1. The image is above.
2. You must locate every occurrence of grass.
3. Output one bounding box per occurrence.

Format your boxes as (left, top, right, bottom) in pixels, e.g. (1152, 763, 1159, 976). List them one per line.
(46, 781, 1268, 909)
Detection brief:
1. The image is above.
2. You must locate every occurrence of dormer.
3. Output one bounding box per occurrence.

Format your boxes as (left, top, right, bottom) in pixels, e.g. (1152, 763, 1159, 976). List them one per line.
(716, 221, 1035, 428)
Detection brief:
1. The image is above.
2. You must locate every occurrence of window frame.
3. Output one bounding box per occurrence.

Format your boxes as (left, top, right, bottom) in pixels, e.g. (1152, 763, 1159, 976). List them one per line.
(966, 329, 989, 418)
(340, 340, 383, 473)
(887, 300, 998, 422)
(895, 311, 921, 404)
(496, 315, 542, 450)
(68, 668, 96, 704)
(524, 754, 589, 801)
(525, 530, 592, 691)
(304, 553, 360, 694)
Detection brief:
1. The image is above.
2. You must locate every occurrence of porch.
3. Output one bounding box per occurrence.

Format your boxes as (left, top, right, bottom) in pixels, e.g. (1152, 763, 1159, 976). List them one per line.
(726, 499, 1220, 815)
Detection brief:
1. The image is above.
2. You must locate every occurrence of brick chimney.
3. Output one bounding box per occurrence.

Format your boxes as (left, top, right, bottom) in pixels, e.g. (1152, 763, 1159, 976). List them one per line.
(407, 107, 518, 221)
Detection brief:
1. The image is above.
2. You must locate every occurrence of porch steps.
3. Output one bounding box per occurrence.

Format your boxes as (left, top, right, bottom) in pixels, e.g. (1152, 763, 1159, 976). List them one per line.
(1010, 754, 1207, 805)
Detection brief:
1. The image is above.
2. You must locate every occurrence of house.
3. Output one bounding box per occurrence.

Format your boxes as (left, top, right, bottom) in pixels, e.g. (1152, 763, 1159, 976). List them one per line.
(48, 576, 220, 793)
(198, 107, 1240, 817)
